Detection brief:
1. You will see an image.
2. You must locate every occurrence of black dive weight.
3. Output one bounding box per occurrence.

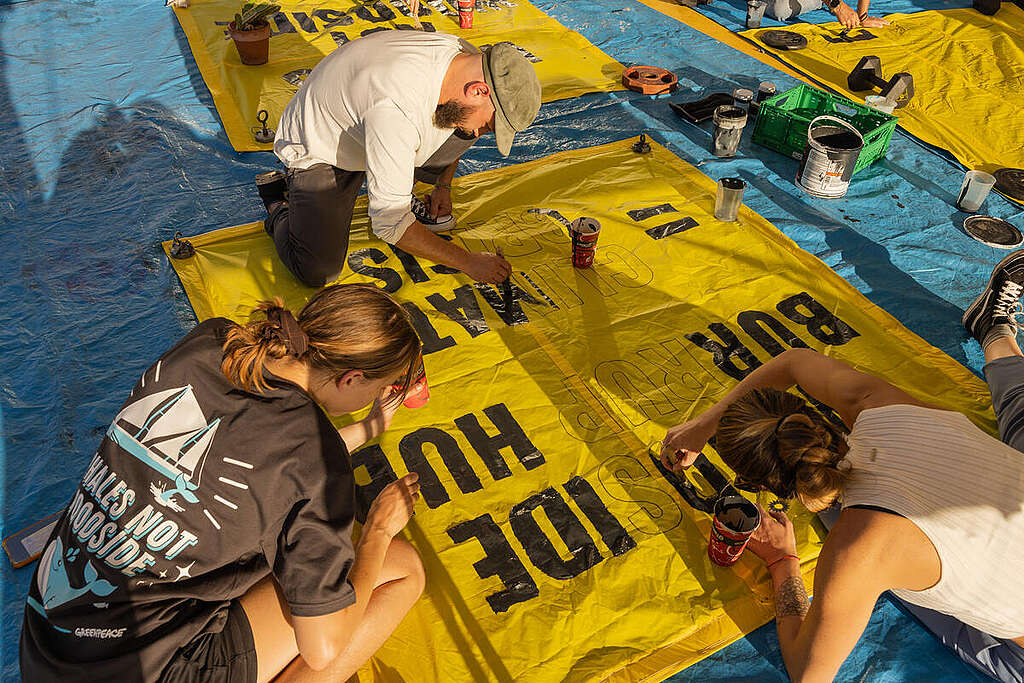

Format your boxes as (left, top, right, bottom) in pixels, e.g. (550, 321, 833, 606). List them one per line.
(847, 55, 914, 108)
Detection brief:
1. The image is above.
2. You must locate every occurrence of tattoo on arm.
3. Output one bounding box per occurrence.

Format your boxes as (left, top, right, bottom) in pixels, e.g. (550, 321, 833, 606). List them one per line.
(776, 576, 810, 618)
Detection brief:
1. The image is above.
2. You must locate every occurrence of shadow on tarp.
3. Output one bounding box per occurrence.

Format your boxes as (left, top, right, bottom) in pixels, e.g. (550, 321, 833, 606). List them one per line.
(0, 5, 280, 677)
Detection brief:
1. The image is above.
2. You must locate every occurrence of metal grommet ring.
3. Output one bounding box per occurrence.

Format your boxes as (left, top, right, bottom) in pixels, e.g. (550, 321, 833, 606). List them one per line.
(169, 231, 195, 259)
(251, 108, 275, 143)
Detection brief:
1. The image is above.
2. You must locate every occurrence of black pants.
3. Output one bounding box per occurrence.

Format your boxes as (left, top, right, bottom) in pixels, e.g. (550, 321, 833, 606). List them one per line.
(159, 602, 257, 683)
(267, 132, 477, 287)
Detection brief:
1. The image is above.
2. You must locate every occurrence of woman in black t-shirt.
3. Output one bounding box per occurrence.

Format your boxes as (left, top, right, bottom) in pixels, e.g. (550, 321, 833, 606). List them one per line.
(21, 283, 425, 683)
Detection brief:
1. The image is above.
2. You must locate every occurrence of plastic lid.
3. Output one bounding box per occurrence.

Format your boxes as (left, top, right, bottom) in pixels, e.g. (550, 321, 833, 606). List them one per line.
(964, 215, 1023, 249)
(732, 88, 754, 103)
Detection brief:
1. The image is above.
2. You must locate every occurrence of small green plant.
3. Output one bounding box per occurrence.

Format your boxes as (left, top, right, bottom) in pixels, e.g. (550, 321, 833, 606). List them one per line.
(233, 2, 280, 31)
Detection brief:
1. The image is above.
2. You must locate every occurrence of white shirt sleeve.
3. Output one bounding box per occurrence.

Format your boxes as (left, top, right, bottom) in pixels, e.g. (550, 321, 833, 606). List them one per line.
(362, 103, 420, 244)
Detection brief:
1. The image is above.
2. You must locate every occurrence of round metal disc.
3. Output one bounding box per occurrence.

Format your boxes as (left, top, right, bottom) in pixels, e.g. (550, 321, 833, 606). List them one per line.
(964, 215, 1023, 249)
(622, 65, 678, 95)
(994, 168, 1024, 202)
(760, 30, 808, 50)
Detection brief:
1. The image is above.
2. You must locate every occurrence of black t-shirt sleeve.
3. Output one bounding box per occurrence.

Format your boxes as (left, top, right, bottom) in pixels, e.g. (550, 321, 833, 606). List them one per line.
(263, 414, 358, 618)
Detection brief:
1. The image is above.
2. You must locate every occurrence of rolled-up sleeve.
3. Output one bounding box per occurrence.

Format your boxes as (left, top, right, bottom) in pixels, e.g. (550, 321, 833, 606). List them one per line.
(362, 104, 420, 244)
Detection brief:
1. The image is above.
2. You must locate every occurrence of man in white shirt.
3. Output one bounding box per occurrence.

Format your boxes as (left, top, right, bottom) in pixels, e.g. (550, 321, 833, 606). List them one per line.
(255, 31, 541, 286)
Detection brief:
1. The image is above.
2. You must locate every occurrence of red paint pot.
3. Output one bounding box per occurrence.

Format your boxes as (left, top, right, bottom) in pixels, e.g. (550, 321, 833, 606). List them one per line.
(458, 0, 474, 28)
(569, 217, 601, 269)
(708, 494, 760, 567)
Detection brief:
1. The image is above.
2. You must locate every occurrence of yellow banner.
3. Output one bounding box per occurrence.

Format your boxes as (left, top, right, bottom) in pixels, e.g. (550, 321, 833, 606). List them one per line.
(173, 0, 623, 151)
(741, 7, 1024, 176)
(165, 140, 995, 682)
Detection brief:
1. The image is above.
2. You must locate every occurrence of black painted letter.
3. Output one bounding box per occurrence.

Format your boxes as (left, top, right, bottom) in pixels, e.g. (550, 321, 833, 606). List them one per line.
(399, 428, 481, 508)
(454, 403, 545, 479)
(776, 293, 860, 346)
(684, 323, 762, 380)
(447, 514, 539, 613)
(509, 488, 602, 579)
(563, 476, 636, 557)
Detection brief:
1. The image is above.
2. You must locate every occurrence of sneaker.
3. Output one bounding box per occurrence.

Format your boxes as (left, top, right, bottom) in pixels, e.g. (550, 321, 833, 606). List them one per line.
(255, 170, 287, 211)
(962, 250, 1024, 346)
(411, 195, 456, 232)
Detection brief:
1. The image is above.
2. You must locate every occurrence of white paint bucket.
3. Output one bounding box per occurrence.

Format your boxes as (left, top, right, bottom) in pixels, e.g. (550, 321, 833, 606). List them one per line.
(796, 115, 864, 199)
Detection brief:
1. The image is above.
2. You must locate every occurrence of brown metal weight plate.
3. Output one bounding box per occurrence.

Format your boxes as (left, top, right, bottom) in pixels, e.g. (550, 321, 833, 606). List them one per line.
(622, 66, 679, 95)
(760, 30, 808, 50)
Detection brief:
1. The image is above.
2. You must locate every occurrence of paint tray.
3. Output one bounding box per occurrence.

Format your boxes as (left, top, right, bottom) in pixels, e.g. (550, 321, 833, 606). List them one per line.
(751, 84, 897, 175)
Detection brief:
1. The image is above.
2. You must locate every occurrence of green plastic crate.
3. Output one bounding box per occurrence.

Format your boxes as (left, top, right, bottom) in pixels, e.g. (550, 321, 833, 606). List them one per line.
(751, 84, 897, 175)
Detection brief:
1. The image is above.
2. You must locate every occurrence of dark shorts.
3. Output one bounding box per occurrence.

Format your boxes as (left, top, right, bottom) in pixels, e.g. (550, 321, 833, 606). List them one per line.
(159, 601, 257, 683)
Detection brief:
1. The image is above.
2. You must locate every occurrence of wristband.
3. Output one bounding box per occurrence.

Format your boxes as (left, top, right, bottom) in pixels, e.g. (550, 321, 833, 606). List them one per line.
(435, 182, 452, 190)
(766, 554, 799, 569)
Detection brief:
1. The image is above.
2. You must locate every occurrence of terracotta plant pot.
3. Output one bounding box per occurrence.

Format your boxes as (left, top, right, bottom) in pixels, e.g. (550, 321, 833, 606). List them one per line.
(228, 20, 271, 66)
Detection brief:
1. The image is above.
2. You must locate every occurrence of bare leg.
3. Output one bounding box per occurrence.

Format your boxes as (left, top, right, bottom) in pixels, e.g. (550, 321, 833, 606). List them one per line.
(984, 335, 1024, 363)
(239, 537, 425, 683)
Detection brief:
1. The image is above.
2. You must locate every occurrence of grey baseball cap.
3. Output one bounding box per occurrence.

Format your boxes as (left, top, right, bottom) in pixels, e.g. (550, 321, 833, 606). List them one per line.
(481, 43, 541, 156)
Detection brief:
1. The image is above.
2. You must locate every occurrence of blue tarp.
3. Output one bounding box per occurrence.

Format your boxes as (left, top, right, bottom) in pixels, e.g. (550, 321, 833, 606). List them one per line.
(1, 0, 1020, 680)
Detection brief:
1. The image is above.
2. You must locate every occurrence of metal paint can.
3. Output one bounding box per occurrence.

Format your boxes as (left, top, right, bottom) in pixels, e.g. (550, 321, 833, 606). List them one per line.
(569, 217, 601, 268)
(711, 105, 747, 158)
(708, 493, 761, 566)
(796, 115, 863, 199)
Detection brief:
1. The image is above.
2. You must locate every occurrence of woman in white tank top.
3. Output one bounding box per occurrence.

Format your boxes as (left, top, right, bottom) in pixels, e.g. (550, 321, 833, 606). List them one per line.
(661, 250, 1024, 683)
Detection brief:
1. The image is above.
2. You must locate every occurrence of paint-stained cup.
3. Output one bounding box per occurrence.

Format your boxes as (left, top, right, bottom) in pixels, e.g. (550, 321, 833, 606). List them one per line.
(458, 0, 474, 28)
(746, 0, 767, 28)
(864, 95, 896, 114)
(711, 105, 747, 158)
(956, 170, 997, 213)
(708, 493, 761, 567)
(569, 217, 601, 269)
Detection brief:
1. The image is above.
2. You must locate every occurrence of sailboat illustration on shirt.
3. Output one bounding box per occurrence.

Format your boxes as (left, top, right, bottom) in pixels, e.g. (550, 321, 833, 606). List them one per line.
(107, 385, 220, 512)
